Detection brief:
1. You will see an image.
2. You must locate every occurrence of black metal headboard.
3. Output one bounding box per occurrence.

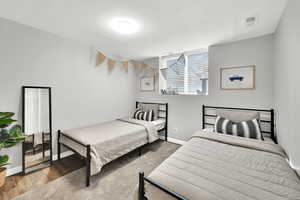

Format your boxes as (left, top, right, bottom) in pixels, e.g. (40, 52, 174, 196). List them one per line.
(202, 105, 276, 143)
(136, 101, 168, 141)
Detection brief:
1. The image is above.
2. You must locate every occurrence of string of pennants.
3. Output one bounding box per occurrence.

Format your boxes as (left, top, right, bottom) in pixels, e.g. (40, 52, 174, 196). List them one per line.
(95, 51, 158, 76)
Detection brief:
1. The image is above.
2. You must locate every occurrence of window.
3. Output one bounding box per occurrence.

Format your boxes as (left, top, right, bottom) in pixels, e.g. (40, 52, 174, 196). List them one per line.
(160, 50, 208, 95)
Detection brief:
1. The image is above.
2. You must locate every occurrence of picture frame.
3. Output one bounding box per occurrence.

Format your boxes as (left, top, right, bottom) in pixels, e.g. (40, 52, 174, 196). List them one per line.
(220, 65, 256, 90)
(140, 76, 155, 92)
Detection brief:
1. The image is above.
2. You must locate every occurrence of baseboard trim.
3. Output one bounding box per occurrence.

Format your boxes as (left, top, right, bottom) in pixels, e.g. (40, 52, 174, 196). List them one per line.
(168, 137, 186, 145)
(288, 161, 300, 175)
(6, 166, 22, 177)
(52, 151, 74, 161)
(160, 136, 186, 145)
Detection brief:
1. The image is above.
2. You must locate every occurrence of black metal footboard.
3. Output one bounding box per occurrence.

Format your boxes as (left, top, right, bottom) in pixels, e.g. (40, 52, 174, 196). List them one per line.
(138, 172, 189, 200)
(57, 130, 91, 187)
(58, 130, 145, 187)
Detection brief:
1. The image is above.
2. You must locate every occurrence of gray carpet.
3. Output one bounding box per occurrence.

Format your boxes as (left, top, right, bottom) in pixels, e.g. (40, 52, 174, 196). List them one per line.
(13, 141, 180, 200)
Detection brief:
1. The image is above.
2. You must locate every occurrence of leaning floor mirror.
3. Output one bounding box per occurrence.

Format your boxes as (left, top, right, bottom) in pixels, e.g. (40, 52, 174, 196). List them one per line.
(22, 86, 52, 174)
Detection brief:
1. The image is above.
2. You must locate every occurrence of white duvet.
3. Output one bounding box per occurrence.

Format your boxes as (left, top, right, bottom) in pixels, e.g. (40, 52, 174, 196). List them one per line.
(60, 118, 159, 175)
(138, 130, 300, 200)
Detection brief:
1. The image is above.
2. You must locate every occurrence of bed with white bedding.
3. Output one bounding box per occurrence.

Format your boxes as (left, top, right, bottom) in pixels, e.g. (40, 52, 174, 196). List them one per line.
(136, 105, 300, 200)
(57, 102, 168, 187)
(137, 130, 300, 200)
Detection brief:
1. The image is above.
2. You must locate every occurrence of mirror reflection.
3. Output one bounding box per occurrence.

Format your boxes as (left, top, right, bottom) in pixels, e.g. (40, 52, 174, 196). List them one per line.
(23, 87, 52, 173)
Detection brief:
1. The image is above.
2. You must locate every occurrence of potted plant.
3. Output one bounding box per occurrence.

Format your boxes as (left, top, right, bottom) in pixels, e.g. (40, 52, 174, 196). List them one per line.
(0, 112, 25, 187)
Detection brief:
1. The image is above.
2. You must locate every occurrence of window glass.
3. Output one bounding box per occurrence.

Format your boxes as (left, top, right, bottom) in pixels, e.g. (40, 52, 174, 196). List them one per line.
(163, 51, 208, 95)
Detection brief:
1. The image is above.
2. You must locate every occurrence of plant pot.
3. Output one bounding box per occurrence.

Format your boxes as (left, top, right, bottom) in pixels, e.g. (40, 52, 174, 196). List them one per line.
(0, 167, 7, 187)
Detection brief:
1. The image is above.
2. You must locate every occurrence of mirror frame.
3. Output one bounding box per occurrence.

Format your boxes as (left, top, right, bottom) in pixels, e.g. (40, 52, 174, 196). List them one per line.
(22, 86, 53, 174)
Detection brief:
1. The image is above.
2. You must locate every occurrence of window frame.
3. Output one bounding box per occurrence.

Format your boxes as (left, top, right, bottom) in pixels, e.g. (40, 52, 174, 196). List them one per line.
(160, 49, 208, 96)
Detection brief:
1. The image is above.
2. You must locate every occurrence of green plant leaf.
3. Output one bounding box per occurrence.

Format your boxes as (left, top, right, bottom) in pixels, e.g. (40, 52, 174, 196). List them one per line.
(0, 155, 9, 167)
(0, 129, 8, 135)
(0, 112, 14, 120)
(0, 119, 17, 128)
(2, 142, 19, 148)
(0, 135, 10, 143)
(0, 130, 9, 142)
(9, 124, 22, 135)
(2, 137, 24, 148)
(0, 112, 24, 151)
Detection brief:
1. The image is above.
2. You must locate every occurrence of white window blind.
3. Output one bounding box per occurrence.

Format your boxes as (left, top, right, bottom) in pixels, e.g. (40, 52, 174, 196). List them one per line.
(166, 57, 185, 94)
(165, 51, 208, 95)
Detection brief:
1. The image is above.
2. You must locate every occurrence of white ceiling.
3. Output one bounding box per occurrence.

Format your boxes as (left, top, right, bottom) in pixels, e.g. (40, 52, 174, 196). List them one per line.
(0, 0, 287, 60)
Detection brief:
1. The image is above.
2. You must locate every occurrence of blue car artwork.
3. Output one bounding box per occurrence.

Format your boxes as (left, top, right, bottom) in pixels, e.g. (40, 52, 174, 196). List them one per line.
(229, 75, 244, 82)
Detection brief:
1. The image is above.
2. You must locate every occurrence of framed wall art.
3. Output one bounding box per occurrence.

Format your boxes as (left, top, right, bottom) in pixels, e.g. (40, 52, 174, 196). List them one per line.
(140, 76, 155, 92)
(220, 65, 255, 90)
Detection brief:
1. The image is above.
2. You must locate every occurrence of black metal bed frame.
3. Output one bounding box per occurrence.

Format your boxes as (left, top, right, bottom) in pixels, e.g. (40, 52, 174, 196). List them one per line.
(138, 172, 188, 200)
(57, 130, 91, 186)
(138, 105, 276, 200)
(57, 101, 168, 187)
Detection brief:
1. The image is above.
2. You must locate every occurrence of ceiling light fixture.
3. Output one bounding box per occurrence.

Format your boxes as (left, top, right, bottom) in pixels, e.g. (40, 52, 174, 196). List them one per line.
(111, 18, 139, 35)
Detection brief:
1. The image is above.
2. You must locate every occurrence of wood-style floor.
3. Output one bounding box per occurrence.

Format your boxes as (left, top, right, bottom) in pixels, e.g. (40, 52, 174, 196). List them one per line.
(0, 155, 84, 200)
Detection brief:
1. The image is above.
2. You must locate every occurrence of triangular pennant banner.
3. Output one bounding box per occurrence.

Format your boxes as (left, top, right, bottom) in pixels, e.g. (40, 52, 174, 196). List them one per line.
(141, 63, 148, 69)
(131, 60, 141, 70)
(122, 61, 129, 73)
(107, 59, 116, 73)
(95, 51, 106, 66)
(94, 51, 158, 75)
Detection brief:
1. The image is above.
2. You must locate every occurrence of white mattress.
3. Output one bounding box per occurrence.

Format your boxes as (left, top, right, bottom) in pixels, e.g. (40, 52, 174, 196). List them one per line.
(152, 118, 166, 130)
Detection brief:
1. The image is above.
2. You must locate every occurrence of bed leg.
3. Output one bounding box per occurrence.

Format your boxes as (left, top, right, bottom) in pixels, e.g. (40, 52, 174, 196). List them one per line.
(165, 103, 168, 142)
(57, 130, 61, 160)
(42, 132, 45, 158)
(139, 172, 148, 200)
(138, 147, 142, 157)
(165, 129, 168, 141)
(86, 145, 91, 187)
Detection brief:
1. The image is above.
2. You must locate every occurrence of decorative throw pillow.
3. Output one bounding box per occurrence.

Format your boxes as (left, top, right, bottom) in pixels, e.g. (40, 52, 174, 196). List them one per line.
(214, 116, 263, 140)
(138, 104, 159, 120)
(133, 109, 154, 122)
(133, 108, 143, 119)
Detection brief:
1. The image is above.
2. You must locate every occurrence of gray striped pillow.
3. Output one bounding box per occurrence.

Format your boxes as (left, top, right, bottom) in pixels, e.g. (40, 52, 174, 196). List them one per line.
(133, 109, 154, 121)
(214, 116, 263, 140)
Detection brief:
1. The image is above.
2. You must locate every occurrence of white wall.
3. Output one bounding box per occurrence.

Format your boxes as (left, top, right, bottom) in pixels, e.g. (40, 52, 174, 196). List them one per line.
(0, 18, 137, 172)
(137, 35, 274, 141)
(273, 0, 300, 170)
